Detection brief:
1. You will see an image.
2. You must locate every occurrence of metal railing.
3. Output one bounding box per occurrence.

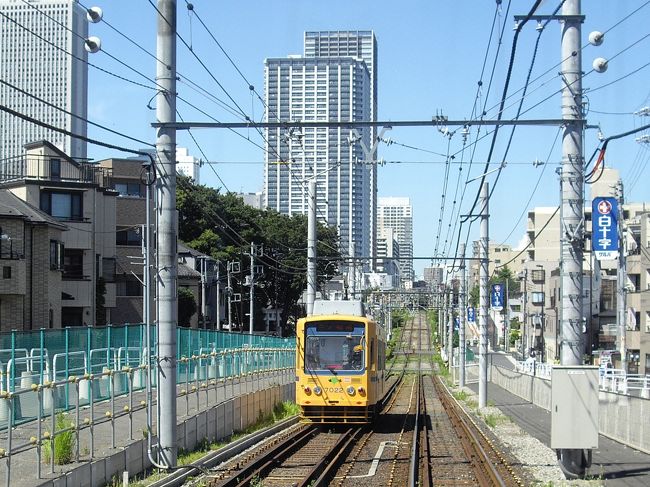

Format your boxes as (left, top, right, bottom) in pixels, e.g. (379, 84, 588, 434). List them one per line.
(0, 345, 295, 486)
(514, 360, 553, 379)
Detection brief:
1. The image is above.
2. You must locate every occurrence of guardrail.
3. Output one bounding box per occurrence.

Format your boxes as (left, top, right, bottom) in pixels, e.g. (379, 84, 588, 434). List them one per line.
(0, 345, 295, 487)
(514, 360, 553, 379)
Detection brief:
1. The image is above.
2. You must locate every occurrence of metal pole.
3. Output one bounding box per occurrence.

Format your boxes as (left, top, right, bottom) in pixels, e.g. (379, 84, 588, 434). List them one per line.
(478, 182, 489, 409)
(460, 243, 466, 387)
(201, 258, 207, 328)
(521, 269, 527, 358)
(447, 285, 453, 368)
(307, 179, 317, 316)
(249, 243, 254, 334)
(227, 263, 233, 330)
(216, 261, 221, 331)
(559, 0, 586, 477)
(155, 0, 177, 468)
(616, 180, 627, 369)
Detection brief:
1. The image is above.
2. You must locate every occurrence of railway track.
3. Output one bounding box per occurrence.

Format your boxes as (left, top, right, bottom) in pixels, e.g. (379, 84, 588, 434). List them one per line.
(180, 311, 522, 487)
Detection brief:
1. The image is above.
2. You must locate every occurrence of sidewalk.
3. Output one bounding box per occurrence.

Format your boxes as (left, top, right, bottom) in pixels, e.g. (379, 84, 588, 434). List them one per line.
(468, 382, 650, 486)
(0, 369, 292, 487)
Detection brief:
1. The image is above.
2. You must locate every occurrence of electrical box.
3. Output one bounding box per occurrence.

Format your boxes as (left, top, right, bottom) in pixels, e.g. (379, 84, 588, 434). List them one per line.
(550, 366, 599, 449)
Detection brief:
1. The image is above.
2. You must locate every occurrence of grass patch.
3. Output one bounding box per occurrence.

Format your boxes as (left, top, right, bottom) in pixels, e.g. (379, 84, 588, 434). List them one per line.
(482, 412, 506, 428)
(43, 412, 76, 465)
(465, 399, 478, 410)
(452, 390, 469, 401)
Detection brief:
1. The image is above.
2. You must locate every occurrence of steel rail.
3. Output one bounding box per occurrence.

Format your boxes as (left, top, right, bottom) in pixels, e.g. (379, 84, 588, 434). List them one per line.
(216, 426, 317, 487)
(431, 373, 508, 487)
(305, 427, 366, 486)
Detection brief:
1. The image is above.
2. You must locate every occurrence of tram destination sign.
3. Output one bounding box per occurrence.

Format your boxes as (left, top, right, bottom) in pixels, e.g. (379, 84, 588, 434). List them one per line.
(592, 197, 619, 261)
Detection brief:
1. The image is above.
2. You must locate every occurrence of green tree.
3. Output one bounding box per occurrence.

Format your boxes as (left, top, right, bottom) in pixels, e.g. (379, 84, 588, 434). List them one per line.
(176, 177, 341, 335)
(178, 287, 197, 327)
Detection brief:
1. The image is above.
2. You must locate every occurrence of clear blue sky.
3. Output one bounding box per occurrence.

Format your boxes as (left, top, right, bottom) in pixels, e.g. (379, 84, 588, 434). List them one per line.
(84, 1, 650, 276)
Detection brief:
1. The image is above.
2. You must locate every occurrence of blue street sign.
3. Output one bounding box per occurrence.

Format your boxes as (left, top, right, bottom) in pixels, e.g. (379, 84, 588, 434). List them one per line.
(467, 306, 476, 322)
(592, 197, 619, 260)
(454, 316, 460, 330)
(490, 283, 504, 311)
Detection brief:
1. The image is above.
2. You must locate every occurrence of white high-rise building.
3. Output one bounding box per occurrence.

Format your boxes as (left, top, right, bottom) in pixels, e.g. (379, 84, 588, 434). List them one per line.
(264, 31, 376, 263)
(0, 0, 88, 165)
(378, 197, 414, 282)
(176, 147, 200, 184)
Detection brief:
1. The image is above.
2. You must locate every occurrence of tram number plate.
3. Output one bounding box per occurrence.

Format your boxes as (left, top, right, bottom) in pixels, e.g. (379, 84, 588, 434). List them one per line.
(326, 387, 343, 393)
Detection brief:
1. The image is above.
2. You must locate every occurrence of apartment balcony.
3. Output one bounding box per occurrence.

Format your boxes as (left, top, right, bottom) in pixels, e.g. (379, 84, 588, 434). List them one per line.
(0, 155, 112, 188)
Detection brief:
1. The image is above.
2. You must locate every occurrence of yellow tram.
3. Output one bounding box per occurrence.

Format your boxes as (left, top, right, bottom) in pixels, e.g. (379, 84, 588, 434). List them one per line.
(295, 300, 386, 424)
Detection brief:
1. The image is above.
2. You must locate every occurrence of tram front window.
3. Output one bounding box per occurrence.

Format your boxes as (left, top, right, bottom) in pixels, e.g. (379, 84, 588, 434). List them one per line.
(304, 320, 365, 373)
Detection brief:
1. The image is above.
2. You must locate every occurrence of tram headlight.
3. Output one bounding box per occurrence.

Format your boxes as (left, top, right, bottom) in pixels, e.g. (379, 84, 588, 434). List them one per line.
(313, 386, 322, 395)
(346, 386, 356, 396)
(304, 386, 312, 395)
(357, 386, 366, 396)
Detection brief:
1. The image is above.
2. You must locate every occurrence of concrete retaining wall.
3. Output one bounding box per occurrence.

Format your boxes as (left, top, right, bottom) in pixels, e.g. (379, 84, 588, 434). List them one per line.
(40, 383, 294, 487)
(489, 364, 650, 455)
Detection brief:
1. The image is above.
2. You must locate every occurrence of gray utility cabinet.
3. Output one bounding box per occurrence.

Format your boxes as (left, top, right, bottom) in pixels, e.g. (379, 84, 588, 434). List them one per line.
(551, 366, 599, 450)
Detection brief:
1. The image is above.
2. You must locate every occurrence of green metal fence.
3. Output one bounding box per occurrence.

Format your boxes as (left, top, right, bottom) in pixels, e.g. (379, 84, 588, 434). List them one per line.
(0, 324, 294, 425)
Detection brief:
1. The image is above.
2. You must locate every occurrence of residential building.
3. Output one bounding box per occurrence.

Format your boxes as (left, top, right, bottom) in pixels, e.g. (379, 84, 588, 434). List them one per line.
(0, 141, 116, 327)
(239, 192, 264, 210)
(469, 243, 525, 290)
(375, 227, 400, 288)
(264, 31, 375, 276)
(98, 156, 214, 328)
(377, 197, 413, 283)
(304, 31, 378, 261)
(423, 266, 444, 291)
(176, 147, 200, 184)
(0, 189, 66, 331)
(0, 0, 88, 163)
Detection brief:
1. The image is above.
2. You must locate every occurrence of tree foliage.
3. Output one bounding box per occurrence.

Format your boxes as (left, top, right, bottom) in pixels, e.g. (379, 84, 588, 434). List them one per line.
(176, 177, 341, 335)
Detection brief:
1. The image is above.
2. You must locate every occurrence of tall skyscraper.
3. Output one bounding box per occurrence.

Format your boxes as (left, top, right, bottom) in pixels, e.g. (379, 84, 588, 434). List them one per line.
(264, 31, 376, 263)
(304, 31, 378, 262)
(378, 197, 414, 282)
(0, 0, 88, 164)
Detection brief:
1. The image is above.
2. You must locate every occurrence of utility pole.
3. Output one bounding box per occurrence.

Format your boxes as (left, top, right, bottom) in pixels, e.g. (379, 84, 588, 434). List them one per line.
(227, 261, 235, 330)
(307, 180, 317, 315)
(478, 182, 489, 409)
(448, 284, 453, 368)
(155, 0, 177, 468)
(559, 0, 586, 476)
(520, 268, 528, 358)
(616, 180, 627, 368)
(215, 261, 221, 331)
(460, 242, 466, 387)
(249, 242, 255, 334)
(199, 257, 208, 328)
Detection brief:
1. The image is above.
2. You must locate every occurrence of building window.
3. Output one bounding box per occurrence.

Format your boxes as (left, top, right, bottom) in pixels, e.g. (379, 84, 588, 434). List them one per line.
(50, 240, 64, 270)
(114, 182, 142, 197)
(117, 278, 142, 296)
(50, 158, 61, 180)
(102, 257, 116, 282)
(40, 192, 83, 221)
(2, 266, 10, 279)
(63, 249, 84, 279)
(116, 228, 141, 246)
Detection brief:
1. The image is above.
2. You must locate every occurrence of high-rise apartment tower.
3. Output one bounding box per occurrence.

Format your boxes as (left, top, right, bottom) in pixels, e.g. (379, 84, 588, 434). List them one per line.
(264, 31, 377, 263)
(378, 197, 414, 283)
(0, 0, 88, 165)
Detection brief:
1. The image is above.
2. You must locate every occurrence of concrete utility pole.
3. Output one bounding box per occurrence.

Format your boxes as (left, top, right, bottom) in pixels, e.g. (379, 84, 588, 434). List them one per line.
(249, 242, 255, 334)
(460, 242, 467, 387)
(616, 180, 627, 368)
(559, 0, 586, 476)
(155, 0, 177, 468)
(307, 180, 317, 315)
(478, 182, 489, 409)
(520, 268, 528, 358)
(227, 261, 234, 330)
(215, 261, 221, 331)
(448, 285, 453, 367)
(199, 257, 208, 327)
